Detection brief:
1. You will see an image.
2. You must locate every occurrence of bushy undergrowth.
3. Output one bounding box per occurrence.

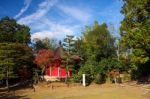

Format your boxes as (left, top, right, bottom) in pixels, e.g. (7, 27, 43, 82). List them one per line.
(71, 58, 126, 84)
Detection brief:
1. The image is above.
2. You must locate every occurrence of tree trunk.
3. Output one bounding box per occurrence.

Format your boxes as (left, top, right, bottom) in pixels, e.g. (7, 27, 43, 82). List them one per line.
(41, 66, 46, 81)
(6, 78, 9, 92)
(65, 66, 69, 84)
(65, 73, 69, 87)
(65, 71, 68, 84)
(6, 66, 9, 92)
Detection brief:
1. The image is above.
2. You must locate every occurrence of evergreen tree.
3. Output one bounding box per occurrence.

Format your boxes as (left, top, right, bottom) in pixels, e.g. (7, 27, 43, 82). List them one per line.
(0, 17, 30, 43)
(63, 35, 75, 54)
(33, 37, 57, 51)
(0, 17, 33, 90)
(0, 43, 16, 90)
(120, 0, 150, 78)
(62, 36, 76, 83)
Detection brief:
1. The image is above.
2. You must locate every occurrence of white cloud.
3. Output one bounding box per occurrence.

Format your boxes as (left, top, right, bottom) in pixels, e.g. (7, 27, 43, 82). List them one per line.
(17, 0, 85, 40)
(42, 18, 74, 34)
(18, 0, 58, 24)
(57, 5, 91, 23)
(31, 31, 54, 40)
(15, 0, 32, 19)
(31, 18, 77, 40)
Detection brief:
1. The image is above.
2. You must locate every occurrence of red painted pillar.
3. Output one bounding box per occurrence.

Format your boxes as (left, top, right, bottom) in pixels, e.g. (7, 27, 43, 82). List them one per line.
(50, 66, 51, 76)
(58, 67, 60, 78)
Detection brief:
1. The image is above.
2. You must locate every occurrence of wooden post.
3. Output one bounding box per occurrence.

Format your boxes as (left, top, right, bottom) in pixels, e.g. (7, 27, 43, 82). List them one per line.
(83, 74, 86, 87)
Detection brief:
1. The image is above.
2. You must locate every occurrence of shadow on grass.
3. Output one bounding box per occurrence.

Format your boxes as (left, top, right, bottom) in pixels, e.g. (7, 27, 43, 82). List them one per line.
(0, 80, 35, 99)
(0, 88, 30, 99)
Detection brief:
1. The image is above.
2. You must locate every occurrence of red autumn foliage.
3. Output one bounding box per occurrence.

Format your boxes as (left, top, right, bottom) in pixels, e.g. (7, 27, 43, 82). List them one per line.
(34, 49, 54, 69)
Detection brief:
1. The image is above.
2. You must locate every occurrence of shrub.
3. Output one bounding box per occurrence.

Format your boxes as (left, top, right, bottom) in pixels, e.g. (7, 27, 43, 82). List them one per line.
(94, 73, 106, 84)
(71, 58, 126, 84)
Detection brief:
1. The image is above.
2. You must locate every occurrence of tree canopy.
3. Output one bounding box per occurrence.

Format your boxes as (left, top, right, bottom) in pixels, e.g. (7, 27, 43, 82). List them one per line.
(120, 0, 150, 77)
(34, 49, 54, 75)
(120, 0, 150, 64)
(72, 21, 124, 84)
(0, 17, 30, 43)
(0, 17, 33, 89)
(33, 37, 57, 51)
(80, 21, 116, 62)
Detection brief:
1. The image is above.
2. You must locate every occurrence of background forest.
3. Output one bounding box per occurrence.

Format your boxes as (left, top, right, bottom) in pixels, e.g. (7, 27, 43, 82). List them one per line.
(0, 0, 150, 90)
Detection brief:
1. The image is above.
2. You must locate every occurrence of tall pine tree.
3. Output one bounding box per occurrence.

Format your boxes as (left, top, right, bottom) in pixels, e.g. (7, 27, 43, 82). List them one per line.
(120, 0, 150, 78)
(0, 17, 33, 90)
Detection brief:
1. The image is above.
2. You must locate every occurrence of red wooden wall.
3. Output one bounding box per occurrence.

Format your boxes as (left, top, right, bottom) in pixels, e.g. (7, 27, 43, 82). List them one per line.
(46, 59, 72, 78)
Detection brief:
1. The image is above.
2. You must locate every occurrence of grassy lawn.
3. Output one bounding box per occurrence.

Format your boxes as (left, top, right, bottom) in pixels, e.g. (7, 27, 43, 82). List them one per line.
(9, 82, 149, 99)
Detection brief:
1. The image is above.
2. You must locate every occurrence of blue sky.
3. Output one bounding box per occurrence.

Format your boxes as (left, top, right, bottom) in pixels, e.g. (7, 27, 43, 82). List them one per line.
(0, 0, 124, 40)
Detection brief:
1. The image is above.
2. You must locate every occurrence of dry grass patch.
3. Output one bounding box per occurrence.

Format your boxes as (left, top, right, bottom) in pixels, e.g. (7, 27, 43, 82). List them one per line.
(9, 82, 149, 99)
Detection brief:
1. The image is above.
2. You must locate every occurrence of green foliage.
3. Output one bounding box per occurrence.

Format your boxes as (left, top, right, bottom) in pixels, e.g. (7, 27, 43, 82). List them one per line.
(99, 59, 126, 72)
(74, 59, 103, 84)
(94, 73, 106, 84)
(71, 21, 124, 84)
(71, 58, 126, 84)
(74, 38, 84, 54)
(0, 43, 16, 80)
(120, 0, 150, 78)
(0, 17, 30, 43)
(33, 37, 57, 51)
(62, 35, 79, 83)
(81, 21, 116, 61)
(120, 0, 150, 64)
(78, 59, 98, 79)
(0, 17, 33, 88)
(70, 74, 80, 83)
(96, 59, 126, 84)
(0, 43, 34, 80)
(63, 35, 75, 54)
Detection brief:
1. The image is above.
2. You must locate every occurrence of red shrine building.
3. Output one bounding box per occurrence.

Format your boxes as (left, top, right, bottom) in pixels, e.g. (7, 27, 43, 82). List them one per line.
(45, 44, 80, 79)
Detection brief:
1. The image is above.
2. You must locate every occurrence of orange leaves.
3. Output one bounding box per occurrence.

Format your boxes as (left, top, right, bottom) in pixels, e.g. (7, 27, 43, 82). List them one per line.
(34, 49, 54, 69)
